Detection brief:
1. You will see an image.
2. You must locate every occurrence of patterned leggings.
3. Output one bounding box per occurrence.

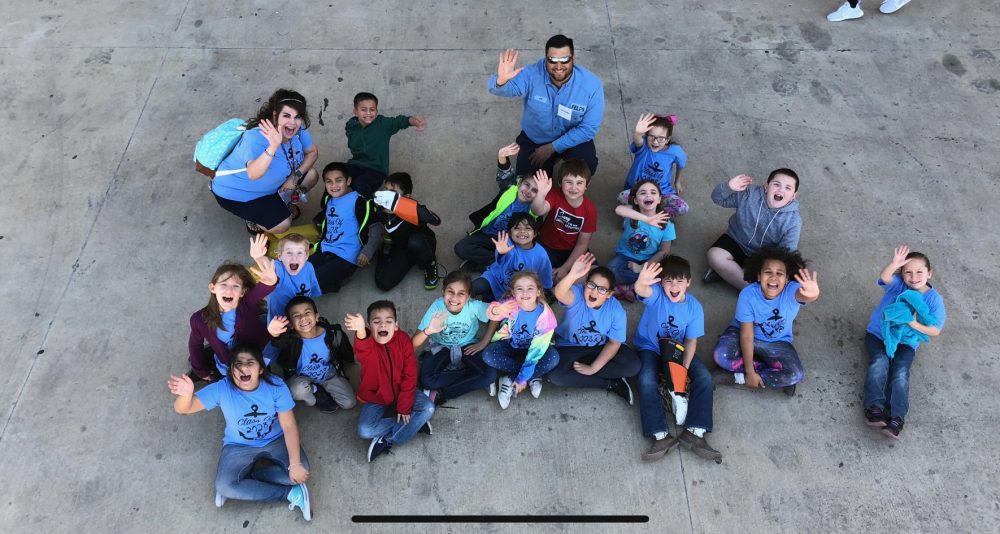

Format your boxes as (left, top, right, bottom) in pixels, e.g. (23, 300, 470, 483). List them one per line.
(712, 326, 804, 388)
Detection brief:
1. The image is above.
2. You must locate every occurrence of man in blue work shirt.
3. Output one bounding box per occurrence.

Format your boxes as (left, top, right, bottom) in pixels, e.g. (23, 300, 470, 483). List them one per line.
(488, 34, 605, 177)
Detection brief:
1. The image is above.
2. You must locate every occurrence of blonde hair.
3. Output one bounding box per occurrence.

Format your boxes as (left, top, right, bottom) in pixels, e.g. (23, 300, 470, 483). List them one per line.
(503, 270, 544, 303)
(277, 233, 310, 253)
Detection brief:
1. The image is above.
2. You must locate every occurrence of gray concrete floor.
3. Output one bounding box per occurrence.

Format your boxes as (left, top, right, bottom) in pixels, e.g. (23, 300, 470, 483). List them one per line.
(1, 0, 998, 532)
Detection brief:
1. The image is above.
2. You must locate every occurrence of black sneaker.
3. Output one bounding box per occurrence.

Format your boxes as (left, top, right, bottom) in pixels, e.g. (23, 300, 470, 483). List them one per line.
(313, 386, 339, 414)
(702, 268, 721, 284)
(424, 261, 441, 290)
(882, 416, 904, 440)
(418, 421, 433, 436)
(864, 406, 887, 428)
(641, 434, 679, 461)
(367, 436, 392, 462)
(608, 378, 634, 406)
(679, 431, 723, 463)
(783, 384, 797, 397)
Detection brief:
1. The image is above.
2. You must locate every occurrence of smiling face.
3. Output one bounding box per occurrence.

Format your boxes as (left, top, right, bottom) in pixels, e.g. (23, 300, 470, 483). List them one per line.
(443, 281, 471, 314)
(209, 272, 247, 312)
(509, 219, 536, 248)
(765, 173, 798, 209)
(633, 182, 662, 214)
(661, 276, 692, 303)
(561, 173, 588, 203)
(323, 170, 351, 198)
(510, 275, 542, 311)
(274, 105, 303, 141)
(368, 307, 398, 345)
(287, 301, 319, 337)
(584, 274, 612, 308)
(516, 177, 539, 203)
(278, 242, 309, 275)
(901, 258, 932, 292)
(230, 352, 263, 391)
(646, 125, 671, 152)
(353, 99, 378, 127)
(758, 259, 789, 299)
(545, 45, 574, 86)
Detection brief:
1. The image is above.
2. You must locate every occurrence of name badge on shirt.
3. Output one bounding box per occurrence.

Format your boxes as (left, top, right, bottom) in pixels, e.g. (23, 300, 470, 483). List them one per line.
(557, 104, 573, 121)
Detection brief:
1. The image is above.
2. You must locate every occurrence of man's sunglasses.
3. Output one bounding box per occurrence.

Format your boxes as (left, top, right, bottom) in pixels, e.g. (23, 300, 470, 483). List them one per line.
(546, 55, 572, 64)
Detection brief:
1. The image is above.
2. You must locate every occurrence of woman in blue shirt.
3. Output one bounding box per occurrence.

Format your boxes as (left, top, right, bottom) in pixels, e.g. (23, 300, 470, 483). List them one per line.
(168, 343, 312, 520)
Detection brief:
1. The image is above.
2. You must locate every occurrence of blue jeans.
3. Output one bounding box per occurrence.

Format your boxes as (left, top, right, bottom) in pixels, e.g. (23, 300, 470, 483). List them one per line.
(863, 332, 917, 421)
(420, 347, 498, 401)
(607, 254, 642, 286)
(215, 438, 310, 502)
(637, 350, 714, 436)
(712, 326, 804, 388)
(357, 391, 435, 446)
(482, 340, 560, 382)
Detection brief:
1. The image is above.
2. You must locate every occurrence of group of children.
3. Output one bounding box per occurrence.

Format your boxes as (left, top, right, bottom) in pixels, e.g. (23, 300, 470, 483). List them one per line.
(170, 93, 946, 521)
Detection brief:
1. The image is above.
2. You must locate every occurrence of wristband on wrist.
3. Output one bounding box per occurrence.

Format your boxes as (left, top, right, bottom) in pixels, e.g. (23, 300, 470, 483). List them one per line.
(263, 149, 275, 158)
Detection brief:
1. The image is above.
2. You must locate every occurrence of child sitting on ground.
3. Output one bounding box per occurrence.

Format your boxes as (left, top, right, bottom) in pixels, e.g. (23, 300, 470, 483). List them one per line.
(345, 300, 435, 462)
(861, 246, 945, 440)
(188, 237, 277, 381)
(712, 247, 820, 396)
(704, 170, 802, 289)
(267, 296, 357, 413)
(530, 160, 597, 283)
(455, 143, 539, 272)
(472, 212, 553, 301)
(370, 172, 442, 291)
(265, 234, 322, 322)
(618, 113, 688, 218)
(481, 271, 559, 409)
(633, 257, 720, 463)
(309, 162, 380, 294)
(609, 179, 675, 302)
(345, 92, 427, 198)
(412, 271, 498, 404)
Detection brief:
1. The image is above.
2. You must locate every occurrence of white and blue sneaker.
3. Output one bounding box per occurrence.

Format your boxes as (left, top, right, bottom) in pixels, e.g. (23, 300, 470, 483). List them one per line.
(287, 483, 311, 521)
(215, 492, 226, 508)
(827, 2, 864, 21)
(879, 0, 910, 13)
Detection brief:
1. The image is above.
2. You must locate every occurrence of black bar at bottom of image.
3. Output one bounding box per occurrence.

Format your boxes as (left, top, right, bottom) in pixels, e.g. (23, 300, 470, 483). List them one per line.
(352, 515, 649, 523)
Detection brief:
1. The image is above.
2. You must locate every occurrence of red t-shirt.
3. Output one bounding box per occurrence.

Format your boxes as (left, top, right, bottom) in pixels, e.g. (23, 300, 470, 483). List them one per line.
(539, 189, 597, 251)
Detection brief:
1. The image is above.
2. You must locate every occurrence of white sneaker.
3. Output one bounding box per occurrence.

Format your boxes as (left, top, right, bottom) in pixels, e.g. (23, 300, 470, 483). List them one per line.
(529, 378, 543, 399)
(215, 492, 226, 508)
(489, 381, 497, 397)
(498, 376, 514, 409)
(670, 392, 689, 426)
(827, 2, 864, 21)
(734, 372, 746, 385)
(879, 0, 910, 13)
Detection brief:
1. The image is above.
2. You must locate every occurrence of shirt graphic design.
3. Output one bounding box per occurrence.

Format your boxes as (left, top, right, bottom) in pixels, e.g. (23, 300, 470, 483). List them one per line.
(552, 208, 584, 235)
(236, 404, 278, 441)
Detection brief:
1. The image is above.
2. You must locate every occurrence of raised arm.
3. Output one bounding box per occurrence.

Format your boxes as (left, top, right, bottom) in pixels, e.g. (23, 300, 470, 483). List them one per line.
(529, 169, 553, 217)
(167, 374, 206, 414)
(880, 245, 910, 285)
(553, 252, 595, 306)
(245, 120, 283, 180)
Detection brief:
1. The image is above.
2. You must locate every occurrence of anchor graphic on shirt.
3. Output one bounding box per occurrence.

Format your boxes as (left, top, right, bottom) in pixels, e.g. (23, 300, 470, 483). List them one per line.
(573, 320, 604, 345)
(309, 353, 322, 364)
(244, 404, 266, 418)
(296, 282, 309, 297)
(660, 315, 681, 340)
(758, 308, 785, 338)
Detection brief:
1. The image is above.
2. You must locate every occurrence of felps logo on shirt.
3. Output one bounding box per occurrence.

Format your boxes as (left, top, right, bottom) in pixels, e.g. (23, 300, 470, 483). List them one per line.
(237, 404, 277, 441)
(553, 208, 584, 235)
(569, 103, 587, 114)
(571, 320, 605, 346)
(756, 308, 786, 339)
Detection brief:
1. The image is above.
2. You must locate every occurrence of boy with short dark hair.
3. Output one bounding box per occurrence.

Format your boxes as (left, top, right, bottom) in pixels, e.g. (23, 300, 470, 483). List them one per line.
(345, 92, 427, 198)
(371, 172, 442, 291)
(308, 162, 380, 294)
(344, 300, 435, 462)
(530, 159, 597, 282)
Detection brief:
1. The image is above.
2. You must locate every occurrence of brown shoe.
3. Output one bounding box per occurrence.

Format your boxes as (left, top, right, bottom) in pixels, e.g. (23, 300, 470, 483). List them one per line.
(641, 434, 678, 461)
(679, 431, 723, 463)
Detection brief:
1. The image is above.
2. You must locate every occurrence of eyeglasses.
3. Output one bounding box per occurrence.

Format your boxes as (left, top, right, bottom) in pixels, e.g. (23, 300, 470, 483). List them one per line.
(546, 55, 572, 64)
(585, 281, 611, 295)
(647, 133, 669, 143)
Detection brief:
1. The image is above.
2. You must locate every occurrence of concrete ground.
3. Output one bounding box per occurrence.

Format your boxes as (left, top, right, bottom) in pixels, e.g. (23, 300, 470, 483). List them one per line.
(1, 0, 998, 532)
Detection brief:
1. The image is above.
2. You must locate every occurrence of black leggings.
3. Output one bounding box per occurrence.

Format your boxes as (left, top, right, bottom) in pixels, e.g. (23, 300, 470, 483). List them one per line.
(547, 344, 641, 389)
(374, 232, 436, 291)
(309, 251, 357, 294)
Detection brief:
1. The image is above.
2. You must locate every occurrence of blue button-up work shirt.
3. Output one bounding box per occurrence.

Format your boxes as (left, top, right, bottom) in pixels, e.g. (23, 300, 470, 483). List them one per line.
(488, 58, 605, 153)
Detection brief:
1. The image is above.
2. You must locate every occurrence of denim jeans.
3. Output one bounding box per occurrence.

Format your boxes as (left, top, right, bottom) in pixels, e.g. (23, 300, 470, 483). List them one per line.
(215, 438, 310, 502)
(420, 347, 498, 401)
(637, 349, 714, 436)
(357, 391, 435, 446)
(712, 326, 804, 388)
(863, 332, 917, 421)
(547, 344, 640, 389)
(607, 254, 641, 286)
(482, 340, 560, 382)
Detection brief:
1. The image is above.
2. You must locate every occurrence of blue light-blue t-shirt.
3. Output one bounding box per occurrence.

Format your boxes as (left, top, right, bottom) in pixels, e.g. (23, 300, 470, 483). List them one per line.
(482, 243, 554, 297)
(418, 298, 490, 347)
(212, 128, 314, 202)
(213, 309, 238, 375)
(732, 281, 803, 343)
(865, 275, 946, 347)
(268, 261, 322, 321)
(614, 219, 676, 262)
(624, 143, 687, 195)
(296, 334, 334, 383)
(634, 286, 705, 352)
(554, 284, 627, 347)
(488, 59, 605, 153)
(319, 191, 362, 263)
(195, 376, 295, 447)
(509, 304, 545, 349)
(484, 201, 532, 237)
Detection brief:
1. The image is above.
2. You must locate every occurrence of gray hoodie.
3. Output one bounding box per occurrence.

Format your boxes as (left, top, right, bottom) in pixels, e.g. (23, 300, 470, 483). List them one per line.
(711, 181, 801, 255)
